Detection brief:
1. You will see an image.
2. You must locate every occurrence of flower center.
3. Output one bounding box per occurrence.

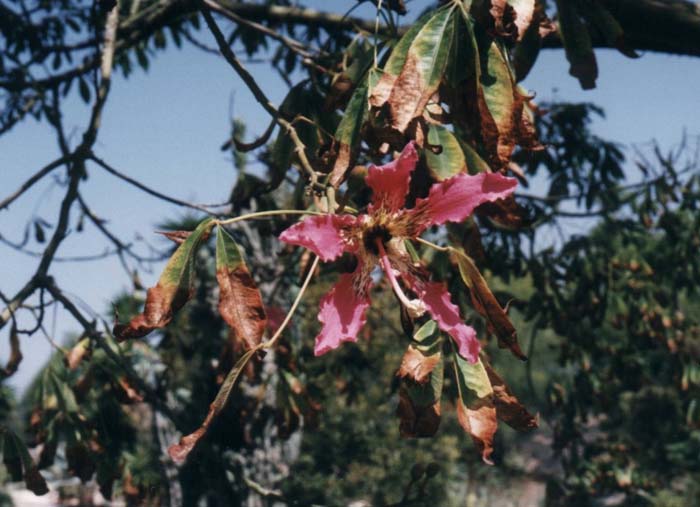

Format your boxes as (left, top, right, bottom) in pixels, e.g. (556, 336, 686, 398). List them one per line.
(362, 225, 392, 256)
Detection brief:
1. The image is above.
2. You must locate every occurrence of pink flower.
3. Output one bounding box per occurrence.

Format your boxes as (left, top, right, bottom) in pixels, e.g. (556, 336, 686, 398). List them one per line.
(279, 142, 517, 361)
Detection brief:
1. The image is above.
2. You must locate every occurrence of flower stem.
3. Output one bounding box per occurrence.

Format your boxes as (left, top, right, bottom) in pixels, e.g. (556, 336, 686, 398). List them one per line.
(263, 255, 320, 349)
(376, 240, 416, 310)
(414, 237, 449, 252)
(217, 209, 323, 226)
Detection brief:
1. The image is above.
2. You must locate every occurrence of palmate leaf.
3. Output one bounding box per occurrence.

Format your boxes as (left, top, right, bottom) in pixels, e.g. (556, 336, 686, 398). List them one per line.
(113, 218, 215, 341)
(215, 226, 267, 350)
(371, 6, 456, 133)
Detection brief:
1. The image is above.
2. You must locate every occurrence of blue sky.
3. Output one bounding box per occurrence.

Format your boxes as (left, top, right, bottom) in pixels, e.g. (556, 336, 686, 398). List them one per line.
(2, 4, 700, 392)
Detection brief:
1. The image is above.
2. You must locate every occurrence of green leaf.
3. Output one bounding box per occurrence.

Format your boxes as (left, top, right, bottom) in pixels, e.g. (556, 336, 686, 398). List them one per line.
(113, 218, 215, 340)
(454, 354, 493, 400)
(425, 125, 466, 180)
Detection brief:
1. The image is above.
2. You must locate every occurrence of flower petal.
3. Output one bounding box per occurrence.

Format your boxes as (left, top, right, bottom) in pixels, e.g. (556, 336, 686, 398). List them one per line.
(410, 173, 517, 234)
(366, 142, 419, 212)
(315, 273, 371, 356)
(279, 214, 356, 261)
(409, 278, 480, 363)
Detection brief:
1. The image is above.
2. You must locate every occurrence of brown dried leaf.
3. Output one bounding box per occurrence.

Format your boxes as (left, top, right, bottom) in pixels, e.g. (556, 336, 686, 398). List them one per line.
(2, 326, 22, 378)
(113, 219, 214, 341)
(65, 338, 90, 370)
(485, 363, 538, 430)
(155, 230, 192, 244)
(397, 345, 441, 384)
(216, 227, 267, 350)
(453, 249, 527, 360)
(397, 386, 442, 438)
(456, 399, 497, 464)
(168, 347, 258, 464)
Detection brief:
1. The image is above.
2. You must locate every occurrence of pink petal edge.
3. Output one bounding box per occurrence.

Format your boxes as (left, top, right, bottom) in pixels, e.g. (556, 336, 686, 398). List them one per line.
(366, 142, 419, 212)
(411, 172, 517, 234)
(314, 273, 371, 356)
(411, 279, 480, 363)
(279, 214, 356, 262)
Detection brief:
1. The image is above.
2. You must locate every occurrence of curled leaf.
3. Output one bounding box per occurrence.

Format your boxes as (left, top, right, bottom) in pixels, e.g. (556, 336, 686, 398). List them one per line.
(168, 347, 258, 464)
(555, 0, 598, 89)
(452, 248, 526, 360)
(485, 362, 538, 430)
(2, 429, 49, 495)
(2, 326, 22, 378)
(65, 337, 90, 370)
(215, 227, 267, 350)
(113, 218, 214, 341)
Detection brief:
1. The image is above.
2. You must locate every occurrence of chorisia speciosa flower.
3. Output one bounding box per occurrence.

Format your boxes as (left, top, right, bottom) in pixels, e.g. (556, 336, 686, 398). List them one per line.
(279, 142, 517, 362)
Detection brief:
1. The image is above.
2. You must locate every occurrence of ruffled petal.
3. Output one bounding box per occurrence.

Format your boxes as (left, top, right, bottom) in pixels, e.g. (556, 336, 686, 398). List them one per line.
(315, 273, 371, 356)
(279, 214, 356, 261)
(409, 278, 480, 363)
(409, 173, 517, 234)
(366, 142, 419, 212)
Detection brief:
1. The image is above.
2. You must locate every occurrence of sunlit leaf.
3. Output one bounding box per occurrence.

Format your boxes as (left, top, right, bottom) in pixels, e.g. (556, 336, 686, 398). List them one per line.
(379, 6, 456, 133)
(425, 125, 466, 181)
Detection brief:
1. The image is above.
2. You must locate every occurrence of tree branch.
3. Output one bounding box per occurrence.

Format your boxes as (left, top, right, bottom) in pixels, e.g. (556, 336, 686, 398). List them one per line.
(542, 0, 700, 57)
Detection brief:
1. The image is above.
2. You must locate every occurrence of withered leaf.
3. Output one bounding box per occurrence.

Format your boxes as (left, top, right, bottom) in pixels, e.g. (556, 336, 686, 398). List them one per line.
(398, 344, 442, 384)
(453, 248, 527, 360)
(216, 227, 267, 350)
(397, 350, 444, 438)
(452, 354, 497, 464)
(169, 347, 258, 464)
(2, 429, 49, 495)
(113, 218, 214, 341)
(2, 326, 22, 378)
(381, 6, 455, 133)
(397, 386, 442, 438)
(554, 0, 598, 89)
(155, 229, 192, 244)
(490, 0, 535, 42)
(328, 72, 373, 187)
(65, 337, 90, 370)
(485, 362, 538, 430)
